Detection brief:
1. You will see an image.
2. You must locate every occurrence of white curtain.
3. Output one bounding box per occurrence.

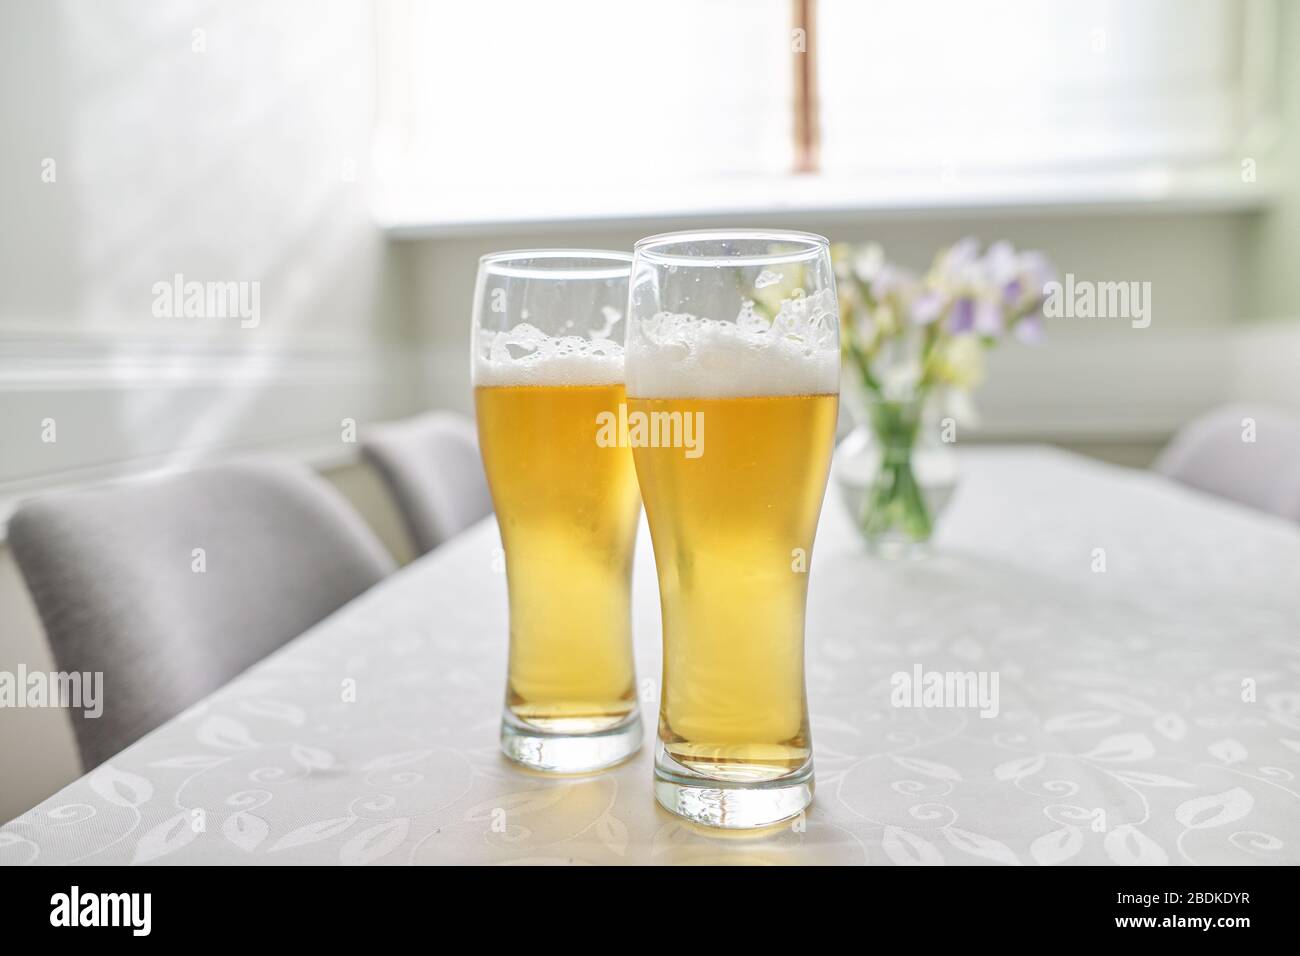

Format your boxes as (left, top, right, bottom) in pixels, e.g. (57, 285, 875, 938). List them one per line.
(376, 0, 793, 190)
(818, 0, 1260, 174)
(374, 0, 1272, 195)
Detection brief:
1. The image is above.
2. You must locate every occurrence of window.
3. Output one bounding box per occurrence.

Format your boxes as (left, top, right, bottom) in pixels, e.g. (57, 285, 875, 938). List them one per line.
(818, 0, 1260, 175)
(375, 0, 792, 187)
(372, 0, 1278, 228)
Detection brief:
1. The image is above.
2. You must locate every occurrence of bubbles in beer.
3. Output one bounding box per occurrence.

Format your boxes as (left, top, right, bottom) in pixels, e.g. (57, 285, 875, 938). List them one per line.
(475, 322, 625, 387)
(628, 288, 839, 399)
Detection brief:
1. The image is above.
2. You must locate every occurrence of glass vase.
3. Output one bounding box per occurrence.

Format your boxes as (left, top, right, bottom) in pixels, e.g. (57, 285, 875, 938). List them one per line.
(833, 396, 958, 558)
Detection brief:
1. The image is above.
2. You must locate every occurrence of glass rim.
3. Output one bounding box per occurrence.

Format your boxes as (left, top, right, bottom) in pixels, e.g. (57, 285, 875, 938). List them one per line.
(478, 248, 633, 281)
(633, 229, 830, 268)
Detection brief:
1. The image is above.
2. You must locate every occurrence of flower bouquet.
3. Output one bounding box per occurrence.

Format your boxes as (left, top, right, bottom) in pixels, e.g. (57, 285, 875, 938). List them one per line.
(831, 237, 1055, 556)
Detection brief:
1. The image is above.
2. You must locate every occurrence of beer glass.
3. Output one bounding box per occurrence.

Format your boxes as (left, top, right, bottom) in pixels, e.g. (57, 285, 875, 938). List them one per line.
(625, 230, 839, 827)
(472, 250, 642, 773)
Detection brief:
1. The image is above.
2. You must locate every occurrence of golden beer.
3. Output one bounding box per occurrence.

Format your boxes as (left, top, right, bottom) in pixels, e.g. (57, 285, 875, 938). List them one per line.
(475, 383, 641, 732)
(627, 227, 839, 826)
(630, 393, 838, 780)
(472, 249, 640, 773)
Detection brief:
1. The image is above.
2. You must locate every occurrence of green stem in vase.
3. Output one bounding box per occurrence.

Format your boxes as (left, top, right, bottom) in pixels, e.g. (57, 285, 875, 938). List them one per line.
(859, 399, 933, 544)
(846, 341, 882, 395)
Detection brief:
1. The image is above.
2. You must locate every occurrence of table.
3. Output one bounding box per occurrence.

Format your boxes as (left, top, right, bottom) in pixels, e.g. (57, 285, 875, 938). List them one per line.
(3, 447, 1298, 865)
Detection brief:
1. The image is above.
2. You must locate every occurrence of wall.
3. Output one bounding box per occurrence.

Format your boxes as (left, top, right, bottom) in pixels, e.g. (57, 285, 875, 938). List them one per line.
(0, 0, 422, 821)
(1238, 0, 1300, 404)
(1246, 0, 1300, 322)
(0, 0, 420, 509)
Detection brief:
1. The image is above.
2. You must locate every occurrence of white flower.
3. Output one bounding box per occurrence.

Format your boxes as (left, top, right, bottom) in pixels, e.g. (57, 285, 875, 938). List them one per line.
(983, 240, 1019, 286)
(852, 308, 879, 350)
(853, 243, 885, 283)
(934, 237, 983, 289)
(882, 359, 923, 398)
(872, 302, 899, 337)
(934, 335, 985, 389)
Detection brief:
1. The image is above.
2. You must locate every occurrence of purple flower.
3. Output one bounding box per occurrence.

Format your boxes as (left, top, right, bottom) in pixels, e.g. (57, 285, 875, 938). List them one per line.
(910, 290, 946, 325)
(974, 298, 1004, 337)
(1015, 311, 1045, 344)
(1002, 277, 1023, 305)
(870, 263, 916, 299)
(983, 240, 1019, 286)
(940, 237, 981, 277)
(948, 297, 975, 333)
(1018, 251, 1057, 300)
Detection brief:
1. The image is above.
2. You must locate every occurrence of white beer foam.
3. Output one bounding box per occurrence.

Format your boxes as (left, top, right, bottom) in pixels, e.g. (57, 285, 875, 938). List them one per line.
(627, 289, 840, 399)
(475, 323, 624, 387)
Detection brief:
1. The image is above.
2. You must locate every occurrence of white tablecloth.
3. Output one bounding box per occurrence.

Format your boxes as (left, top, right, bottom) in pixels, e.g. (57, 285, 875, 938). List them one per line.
(4, 447, 1298, 865)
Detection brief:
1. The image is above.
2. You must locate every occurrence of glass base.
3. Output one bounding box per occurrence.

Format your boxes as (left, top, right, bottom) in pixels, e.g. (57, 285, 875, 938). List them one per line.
(654, 745, 814, 829)
(500, 708, 643, 774)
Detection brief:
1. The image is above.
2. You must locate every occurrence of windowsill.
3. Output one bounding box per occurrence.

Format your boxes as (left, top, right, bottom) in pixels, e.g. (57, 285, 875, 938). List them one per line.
(376, 161, 1274, 239)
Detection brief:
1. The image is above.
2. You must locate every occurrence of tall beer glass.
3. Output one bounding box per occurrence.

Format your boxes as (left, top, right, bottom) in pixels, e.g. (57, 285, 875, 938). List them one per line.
(472, 250, 642, 773)
(626, 230, 839, 827)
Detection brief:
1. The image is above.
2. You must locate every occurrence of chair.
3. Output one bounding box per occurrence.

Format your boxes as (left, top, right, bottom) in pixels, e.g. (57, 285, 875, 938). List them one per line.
(7, 459, 395, 769)
(1154, 405, 1300, 521)
(361, 411, 492, 556)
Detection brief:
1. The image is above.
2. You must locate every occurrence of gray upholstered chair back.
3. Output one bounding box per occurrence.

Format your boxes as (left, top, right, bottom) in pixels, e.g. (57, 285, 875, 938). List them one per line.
(361, 411, 492, 556)
(1154, 405, 1300, 521)
(8, 459, 395, 769)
